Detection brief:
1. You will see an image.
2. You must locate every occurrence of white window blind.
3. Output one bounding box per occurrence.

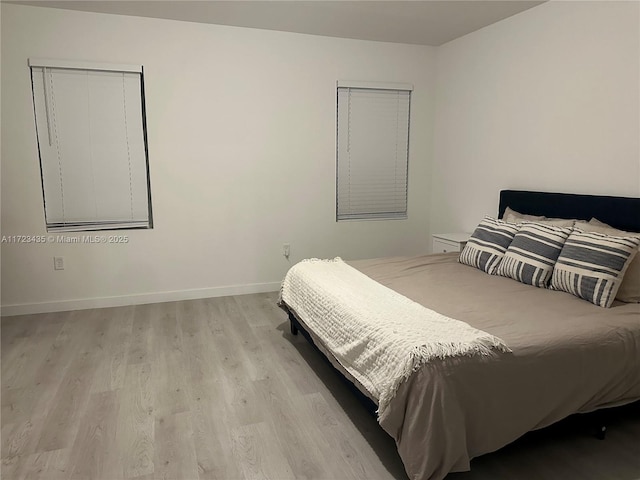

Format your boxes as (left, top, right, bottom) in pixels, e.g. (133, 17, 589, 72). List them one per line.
(336, 83, 411, 221)
(29, 59, 152, 232)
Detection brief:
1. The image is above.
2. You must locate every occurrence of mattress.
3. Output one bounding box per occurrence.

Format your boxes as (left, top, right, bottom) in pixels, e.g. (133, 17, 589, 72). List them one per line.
(284, 253, 640, 480)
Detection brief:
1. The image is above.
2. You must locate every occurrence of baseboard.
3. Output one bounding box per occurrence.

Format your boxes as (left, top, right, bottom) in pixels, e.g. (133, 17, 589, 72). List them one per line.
(1, 281, 282, 317)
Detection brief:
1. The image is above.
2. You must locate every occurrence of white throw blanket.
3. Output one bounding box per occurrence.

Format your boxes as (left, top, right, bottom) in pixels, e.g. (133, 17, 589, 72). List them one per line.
(281, 258, 511, 416)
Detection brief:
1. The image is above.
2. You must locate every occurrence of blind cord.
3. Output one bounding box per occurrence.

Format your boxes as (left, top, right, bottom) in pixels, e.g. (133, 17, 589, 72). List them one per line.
(347, 88, 352, 214)
(48, 69, 66, 224)
(122, 73, 135, 221)
(395, 90, 400, 201)
(86, 71, 99, 221)
(42, 67, 53, 146)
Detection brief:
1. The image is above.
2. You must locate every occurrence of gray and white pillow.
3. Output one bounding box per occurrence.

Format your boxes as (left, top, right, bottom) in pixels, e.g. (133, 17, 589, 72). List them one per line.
(576, 220, 640, 303)
(495, 222, 571, 287)
(459, 217, 519, 274)
(550, 230, 640, 308)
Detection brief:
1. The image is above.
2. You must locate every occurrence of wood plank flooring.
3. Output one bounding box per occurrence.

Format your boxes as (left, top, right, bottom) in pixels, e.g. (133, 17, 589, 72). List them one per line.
(2, 293, 639, 480)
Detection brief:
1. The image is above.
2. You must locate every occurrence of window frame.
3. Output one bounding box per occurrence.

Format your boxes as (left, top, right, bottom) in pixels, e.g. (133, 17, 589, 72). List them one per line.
(335, 80, 413, 222)
(28, 58, 153, 233)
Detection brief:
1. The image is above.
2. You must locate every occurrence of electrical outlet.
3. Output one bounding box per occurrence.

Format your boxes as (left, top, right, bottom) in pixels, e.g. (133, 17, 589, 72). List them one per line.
(53, 256, 64, 270)
(282, 243, 290, 258)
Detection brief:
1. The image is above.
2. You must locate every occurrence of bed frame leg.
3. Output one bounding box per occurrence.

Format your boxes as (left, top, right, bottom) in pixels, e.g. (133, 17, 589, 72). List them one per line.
(592, 409, 607, 440)
(290, 319, 298, 335)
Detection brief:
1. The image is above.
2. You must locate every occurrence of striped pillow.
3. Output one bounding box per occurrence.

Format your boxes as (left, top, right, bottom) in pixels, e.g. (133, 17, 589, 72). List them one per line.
(459, 217, 519, 274)
(496, 222, 572, 287)
(550, 230, 640, 308)
(576, 220, 640, 303)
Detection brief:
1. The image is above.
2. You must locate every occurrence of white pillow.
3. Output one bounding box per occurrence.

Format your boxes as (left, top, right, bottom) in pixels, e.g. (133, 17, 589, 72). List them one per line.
(502, 207, 574, 228)
(502, 207, 543, 223)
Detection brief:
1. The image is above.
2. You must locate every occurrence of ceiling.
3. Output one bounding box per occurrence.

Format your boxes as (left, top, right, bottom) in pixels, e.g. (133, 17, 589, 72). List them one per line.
(8, 0, 545, 46)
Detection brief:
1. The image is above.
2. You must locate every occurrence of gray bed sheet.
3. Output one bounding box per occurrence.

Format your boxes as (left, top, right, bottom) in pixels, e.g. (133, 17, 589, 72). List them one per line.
(290, 253, 640, 480)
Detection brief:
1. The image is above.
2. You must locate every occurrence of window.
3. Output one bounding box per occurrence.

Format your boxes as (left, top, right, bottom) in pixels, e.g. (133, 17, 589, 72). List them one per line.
(336, 81, 412, 221)
(29, 59, 152, 232)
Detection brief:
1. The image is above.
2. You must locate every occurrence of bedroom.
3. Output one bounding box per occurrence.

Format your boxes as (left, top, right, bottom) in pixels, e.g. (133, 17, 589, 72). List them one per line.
(1, 1, 639, 479)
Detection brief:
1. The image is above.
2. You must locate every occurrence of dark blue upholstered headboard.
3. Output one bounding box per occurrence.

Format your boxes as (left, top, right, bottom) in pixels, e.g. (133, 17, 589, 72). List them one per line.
(498, 190, 640, 233)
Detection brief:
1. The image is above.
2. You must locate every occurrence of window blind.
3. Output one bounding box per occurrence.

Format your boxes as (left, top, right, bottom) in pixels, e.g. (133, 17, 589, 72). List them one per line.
(336, 85, 411, 221)
(29, 60, 152, 232)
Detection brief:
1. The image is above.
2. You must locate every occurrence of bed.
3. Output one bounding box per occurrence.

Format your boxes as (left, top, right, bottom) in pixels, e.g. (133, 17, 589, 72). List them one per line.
(278, 190, 640, 480)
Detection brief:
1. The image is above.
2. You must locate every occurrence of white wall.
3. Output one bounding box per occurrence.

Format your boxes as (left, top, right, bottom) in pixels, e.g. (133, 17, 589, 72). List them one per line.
(5, 1, 638, 315)
(1, 4, 435, 314)
(432, 1, 640, 234)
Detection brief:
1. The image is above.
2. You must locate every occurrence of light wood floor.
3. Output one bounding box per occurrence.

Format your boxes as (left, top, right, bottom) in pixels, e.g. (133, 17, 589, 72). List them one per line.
(1, 293, 639, 480)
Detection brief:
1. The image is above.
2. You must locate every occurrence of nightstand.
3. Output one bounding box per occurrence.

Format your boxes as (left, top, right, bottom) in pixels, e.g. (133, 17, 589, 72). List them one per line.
(432, 233, 471, 254)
